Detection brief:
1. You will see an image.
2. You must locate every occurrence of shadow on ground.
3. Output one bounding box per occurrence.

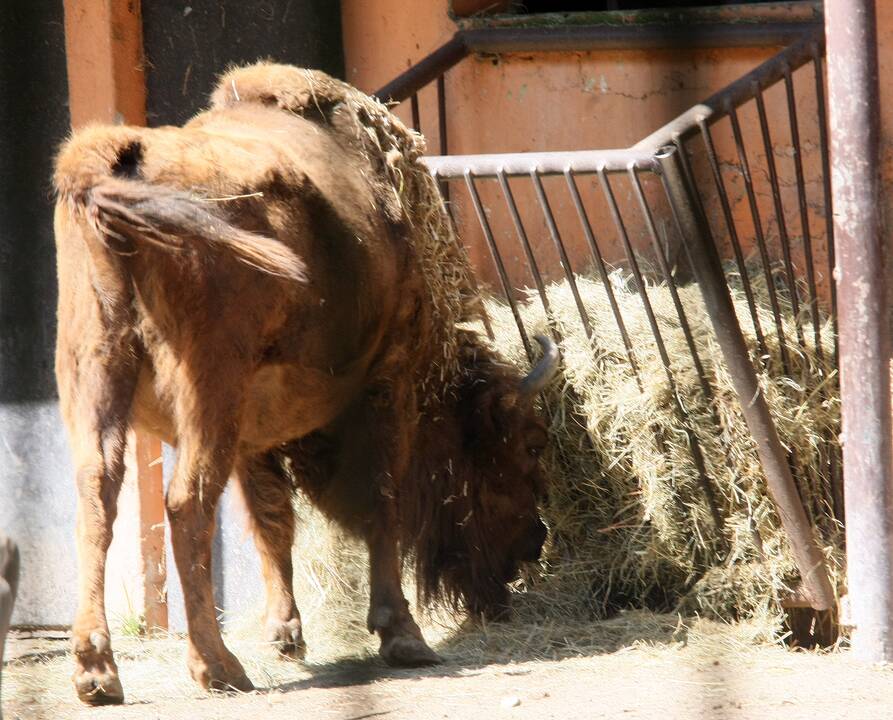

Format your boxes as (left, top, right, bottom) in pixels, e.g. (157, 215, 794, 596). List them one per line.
(268, 609, 689, 695)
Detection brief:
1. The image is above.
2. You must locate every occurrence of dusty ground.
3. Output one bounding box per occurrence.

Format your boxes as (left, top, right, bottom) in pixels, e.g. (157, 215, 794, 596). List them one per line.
(4, 613, 893, 720)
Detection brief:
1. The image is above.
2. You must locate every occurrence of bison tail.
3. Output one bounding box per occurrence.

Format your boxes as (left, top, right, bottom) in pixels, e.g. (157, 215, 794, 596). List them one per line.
(54, 124, 304, 282)
(71, 177, 307, 282)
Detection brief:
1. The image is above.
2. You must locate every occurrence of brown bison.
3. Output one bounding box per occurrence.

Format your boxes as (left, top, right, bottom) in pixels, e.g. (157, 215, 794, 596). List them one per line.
(53, 64, 556, 704)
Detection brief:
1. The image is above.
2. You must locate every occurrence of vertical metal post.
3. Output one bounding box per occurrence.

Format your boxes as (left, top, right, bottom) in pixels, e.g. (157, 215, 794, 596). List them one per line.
(697, 119, 769, 360)
(657, 144, 836, 613)
(826, 0, 893, 662)
(437, 74, 450, 202)
(410, 92, 420, 132)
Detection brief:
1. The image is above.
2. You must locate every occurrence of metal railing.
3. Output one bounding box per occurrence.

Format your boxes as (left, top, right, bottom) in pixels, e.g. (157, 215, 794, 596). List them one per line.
(376, 24, 837, 613)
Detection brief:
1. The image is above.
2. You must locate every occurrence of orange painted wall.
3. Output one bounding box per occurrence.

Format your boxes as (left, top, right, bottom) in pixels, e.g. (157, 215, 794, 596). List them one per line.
(341, 1, 840, 308)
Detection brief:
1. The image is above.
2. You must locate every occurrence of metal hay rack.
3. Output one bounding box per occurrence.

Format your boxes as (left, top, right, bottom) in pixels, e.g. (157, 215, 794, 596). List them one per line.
(377, 20, 839, 616)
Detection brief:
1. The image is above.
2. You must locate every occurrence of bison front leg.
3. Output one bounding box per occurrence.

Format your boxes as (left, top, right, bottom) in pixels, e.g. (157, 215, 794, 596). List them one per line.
(166, 404, 253, 693)
(366, 521, 441, 667)
(236, 455, 305, 659)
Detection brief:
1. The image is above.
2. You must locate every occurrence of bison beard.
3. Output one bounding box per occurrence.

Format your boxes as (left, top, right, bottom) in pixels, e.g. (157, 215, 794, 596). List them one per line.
(52, 64, 556, 704)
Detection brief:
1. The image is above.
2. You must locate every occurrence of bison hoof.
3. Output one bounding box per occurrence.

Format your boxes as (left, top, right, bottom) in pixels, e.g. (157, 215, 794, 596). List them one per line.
(72, 630, 124, 705)
(189, 649, 255, 694)
(265, 617, 306, 660)
(379, 635, 442, 668)
(73, 671, 125, 706)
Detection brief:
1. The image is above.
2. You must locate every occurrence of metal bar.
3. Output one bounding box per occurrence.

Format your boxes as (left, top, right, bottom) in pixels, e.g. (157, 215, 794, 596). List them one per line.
(564, 170, 643, 387)
(781, 61, 835, 537)
(677, 137, 807, 509)
(631, 165, 770, 551)
(813, 45, 839, 369)
(812, 45, 844, 525)
(444, 201, 495, 341)
(425, 148, 654, 178)
(728, 104, 792, 375)
(437, 75, 450, 202)
(461, 22, 820, 54)
(657, 144, 835, 613)
(410, 92, 420, 132)
(463, 171, 533, 361)
(783, 64, 824, 360)
(826, 0, 892, 661)
(754, 82, 805, 350)
(628, 168, 712, 403)
(529, 171, 592, 338)
(602, 168, 724, 532)
(697, 119, 769, 361)
(437, 75, 448, 157)
(374, 35, 467, 103)
(437, 75, 450, 203)
(497, 171, 552, 321)
(671, 138, 714, 286)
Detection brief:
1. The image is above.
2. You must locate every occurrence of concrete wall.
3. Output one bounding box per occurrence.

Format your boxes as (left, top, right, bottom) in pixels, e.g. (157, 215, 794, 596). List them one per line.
(0, 0, 75, 626)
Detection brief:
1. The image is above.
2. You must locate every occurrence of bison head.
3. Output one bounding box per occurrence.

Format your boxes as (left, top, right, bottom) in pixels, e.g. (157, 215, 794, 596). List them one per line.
(409, 334, 559, 620)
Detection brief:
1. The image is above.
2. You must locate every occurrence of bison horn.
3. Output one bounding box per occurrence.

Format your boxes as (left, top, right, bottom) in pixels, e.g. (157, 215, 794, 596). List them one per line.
(519, 334, 560, 397)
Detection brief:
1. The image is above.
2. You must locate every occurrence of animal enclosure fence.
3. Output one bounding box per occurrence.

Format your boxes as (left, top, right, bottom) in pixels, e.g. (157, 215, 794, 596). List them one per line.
(377, 24, 839, 615)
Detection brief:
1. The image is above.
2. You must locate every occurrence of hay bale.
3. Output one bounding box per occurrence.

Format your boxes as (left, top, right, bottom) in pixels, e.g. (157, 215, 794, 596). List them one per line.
(478, 269, 842, 626)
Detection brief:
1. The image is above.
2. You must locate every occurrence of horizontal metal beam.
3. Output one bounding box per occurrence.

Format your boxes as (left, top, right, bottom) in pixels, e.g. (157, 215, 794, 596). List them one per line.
(462, 22, 820, 54)
(458, 2, 823, 31)
(423, 148, 654, 179)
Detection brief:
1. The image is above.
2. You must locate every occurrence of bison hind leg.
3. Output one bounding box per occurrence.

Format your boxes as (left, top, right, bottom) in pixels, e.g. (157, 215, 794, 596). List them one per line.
(236, 454, 306, 660)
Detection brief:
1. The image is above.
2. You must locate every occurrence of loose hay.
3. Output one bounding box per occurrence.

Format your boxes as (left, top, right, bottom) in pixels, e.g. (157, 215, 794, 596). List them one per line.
(476, 269, 842, 628)
(263, 266, 842, 666)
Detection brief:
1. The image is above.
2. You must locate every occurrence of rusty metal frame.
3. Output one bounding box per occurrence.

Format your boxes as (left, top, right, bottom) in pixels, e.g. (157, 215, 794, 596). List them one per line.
(377, 25, 839, 613)
(825, 0, 892, 661)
